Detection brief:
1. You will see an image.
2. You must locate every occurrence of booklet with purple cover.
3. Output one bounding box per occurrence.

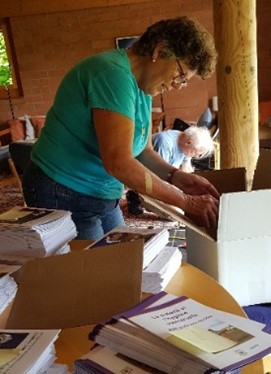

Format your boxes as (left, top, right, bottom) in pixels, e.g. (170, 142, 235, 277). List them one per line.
(89, 292, 271, 374)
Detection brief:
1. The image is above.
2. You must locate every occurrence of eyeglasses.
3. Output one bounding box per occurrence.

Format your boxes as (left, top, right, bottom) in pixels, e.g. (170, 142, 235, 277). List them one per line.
(173, 59, 188, 86)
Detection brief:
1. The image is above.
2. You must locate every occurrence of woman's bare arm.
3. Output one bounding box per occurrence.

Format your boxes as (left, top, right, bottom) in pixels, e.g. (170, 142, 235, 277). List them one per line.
(93, 109, 219, 228)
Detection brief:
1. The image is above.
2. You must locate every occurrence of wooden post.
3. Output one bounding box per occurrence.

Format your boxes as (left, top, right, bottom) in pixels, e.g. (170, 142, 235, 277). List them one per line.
(213, 0, 258, 188)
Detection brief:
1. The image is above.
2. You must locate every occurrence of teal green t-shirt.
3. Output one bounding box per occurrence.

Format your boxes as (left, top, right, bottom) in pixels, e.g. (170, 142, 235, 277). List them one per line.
(32, 49, 152, 199)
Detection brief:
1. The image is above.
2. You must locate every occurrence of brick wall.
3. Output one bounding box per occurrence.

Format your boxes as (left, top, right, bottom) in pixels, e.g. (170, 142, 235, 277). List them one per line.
(0, 0, 270, 127)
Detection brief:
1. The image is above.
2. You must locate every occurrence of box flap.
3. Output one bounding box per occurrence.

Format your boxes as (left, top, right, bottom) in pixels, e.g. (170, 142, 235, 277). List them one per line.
(195, 168, 247, 193)
(6, 240, 143, 329)
(252, 148, 271, 190)
(217, 189, 271, 241)
(139, 195, 214, 241)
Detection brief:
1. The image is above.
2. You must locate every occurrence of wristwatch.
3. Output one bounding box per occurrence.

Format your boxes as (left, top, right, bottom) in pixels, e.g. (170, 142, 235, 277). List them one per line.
(166, 167, 179, 184)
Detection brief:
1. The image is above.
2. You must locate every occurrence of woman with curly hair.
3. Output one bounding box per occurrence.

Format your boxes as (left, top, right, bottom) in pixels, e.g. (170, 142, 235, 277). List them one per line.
(23, 16, 219, 240)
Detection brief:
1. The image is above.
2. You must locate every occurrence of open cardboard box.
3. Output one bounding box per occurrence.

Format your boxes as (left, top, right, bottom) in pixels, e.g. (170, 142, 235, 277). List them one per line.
(140, 149, 271, 307)
(6, 240, 144, 329)
(186, 148, 271, 307)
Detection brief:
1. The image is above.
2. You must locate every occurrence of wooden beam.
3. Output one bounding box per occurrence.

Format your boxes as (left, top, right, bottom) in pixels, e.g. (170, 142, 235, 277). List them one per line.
(0, 0, 156, 18)
(213, 0, 258, 187)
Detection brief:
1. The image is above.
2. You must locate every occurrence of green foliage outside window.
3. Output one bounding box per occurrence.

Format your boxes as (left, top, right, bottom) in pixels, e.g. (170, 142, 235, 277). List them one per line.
(0, 31, 12, 87)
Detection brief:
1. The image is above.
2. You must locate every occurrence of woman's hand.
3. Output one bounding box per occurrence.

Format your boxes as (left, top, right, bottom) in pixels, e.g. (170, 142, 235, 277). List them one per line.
(172, 171, 220, 199)
(171, 170, 220, 229)
(182, 193, 219, 229)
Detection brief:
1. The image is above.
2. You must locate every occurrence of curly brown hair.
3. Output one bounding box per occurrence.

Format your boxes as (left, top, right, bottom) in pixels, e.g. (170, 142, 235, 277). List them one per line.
(131, 17, 217, 79)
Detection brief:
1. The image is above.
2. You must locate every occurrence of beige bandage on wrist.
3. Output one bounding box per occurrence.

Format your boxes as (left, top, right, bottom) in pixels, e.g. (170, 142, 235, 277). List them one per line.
(145, 172, 153, 194)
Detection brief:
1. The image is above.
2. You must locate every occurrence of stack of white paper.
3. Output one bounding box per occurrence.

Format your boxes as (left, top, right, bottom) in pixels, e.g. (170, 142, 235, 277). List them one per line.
(0, 264, 20, 313)
(142, 246, 182, 293)
(87, 226, 170, 269)
(0, 206, 77, 260)
(0, 243, 71, 266)
(0, 329, 68, 374)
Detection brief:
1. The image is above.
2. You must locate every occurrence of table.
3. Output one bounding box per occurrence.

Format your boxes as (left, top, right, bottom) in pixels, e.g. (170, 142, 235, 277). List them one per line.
(54, 240, 267, 373)
(0, 240, 268, 373)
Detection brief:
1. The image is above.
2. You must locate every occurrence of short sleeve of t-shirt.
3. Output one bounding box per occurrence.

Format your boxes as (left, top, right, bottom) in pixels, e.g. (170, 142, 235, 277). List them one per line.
(89, 69, 137, 121)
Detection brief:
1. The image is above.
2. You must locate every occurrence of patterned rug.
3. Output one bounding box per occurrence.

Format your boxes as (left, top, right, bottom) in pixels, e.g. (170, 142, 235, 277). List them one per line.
(0, 184, 180, 229)
(119, 195, 180, 229)
(0, 183, 24, 214)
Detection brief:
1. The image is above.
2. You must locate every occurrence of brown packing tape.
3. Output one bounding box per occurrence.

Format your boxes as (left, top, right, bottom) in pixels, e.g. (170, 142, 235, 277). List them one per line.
(6, 240, 143, 330)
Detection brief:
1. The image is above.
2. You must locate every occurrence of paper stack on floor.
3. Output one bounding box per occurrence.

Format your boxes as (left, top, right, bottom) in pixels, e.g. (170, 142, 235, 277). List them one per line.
(0, 206, 77, 261)
(0, 264, 20, 313)
(0, 329, 68, 374)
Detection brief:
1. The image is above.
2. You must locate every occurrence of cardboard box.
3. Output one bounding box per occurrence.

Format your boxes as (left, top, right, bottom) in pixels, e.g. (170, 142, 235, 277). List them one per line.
(186, 150, 271, 307)
(253, 148, 271, 190)
(6, 240, 144, 329)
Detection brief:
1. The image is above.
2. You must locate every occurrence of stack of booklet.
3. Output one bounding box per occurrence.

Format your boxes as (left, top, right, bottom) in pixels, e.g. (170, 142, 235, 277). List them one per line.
(0, 329, 68, 374)
(0, 206, 77, 263)
(87, 226, 182, 293)
(142, 245, 182, 293)
(87, 226, 170, 270)
(73, 347, 163, 374)
(0, 264, 20, 313)
(86, 291, 271, 374)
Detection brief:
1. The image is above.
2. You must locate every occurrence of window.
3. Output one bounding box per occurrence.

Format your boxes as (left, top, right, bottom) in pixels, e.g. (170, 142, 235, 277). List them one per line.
(0, 18, 22, 99)
(115, 36, 139, 49)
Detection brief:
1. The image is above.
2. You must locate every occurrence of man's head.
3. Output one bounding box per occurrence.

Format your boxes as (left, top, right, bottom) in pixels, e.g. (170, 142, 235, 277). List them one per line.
(178, 125, 214, 158)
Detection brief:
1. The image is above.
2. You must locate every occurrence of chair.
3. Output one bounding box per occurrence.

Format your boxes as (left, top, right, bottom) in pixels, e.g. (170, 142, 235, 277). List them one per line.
(0, 127, 18, 189)
(8, 140, 35, 196)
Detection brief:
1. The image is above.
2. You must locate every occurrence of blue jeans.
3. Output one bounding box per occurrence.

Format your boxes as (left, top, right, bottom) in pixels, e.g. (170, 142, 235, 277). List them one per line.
(22, 161, 125, 240)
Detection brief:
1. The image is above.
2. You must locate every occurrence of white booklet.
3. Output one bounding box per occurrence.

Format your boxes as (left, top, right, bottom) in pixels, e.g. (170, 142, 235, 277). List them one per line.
(89, 292, 271, 374)
(0, 329, 60, 374)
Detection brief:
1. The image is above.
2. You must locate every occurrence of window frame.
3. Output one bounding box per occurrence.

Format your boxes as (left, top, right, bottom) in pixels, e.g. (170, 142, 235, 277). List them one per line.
(0, 18, 23, 99)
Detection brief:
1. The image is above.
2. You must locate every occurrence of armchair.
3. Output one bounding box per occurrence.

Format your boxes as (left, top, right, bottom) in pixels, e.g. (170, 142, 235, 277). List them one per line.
(0, 115, 45, 195)
(0, 127, 18, 189)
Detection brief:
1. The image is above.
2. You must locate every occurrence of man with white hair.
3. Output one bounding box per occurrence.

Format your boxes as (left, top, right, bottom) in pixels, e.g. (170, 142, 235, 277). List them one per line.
(152, 125, 214, 172)
(127, 125, 214, 215)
